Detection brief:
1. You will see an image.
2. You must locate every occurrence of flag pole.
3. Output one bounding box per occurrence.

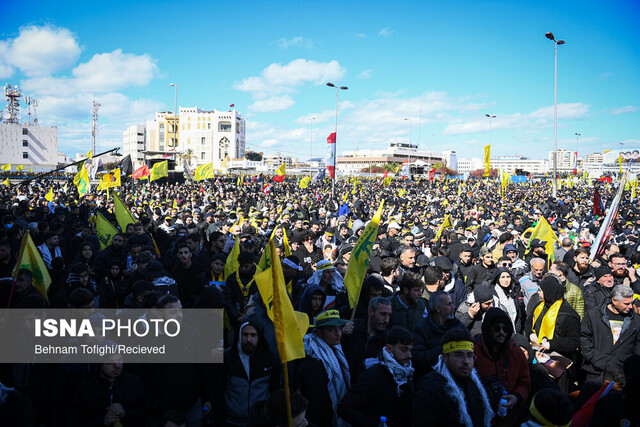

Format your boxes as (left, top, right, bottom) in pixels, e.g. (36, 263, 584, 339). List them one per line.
(271, 250, 293, 427)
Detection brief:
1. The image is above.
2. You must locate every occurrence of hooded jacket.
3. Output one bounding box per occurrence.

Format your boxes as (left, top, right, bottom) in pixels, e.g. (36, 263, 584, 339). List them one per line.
(580, 299, 640, 378)
(473, 308, 531, 408)
(213, 320, 281, 426)
(490, 267, 526, 334)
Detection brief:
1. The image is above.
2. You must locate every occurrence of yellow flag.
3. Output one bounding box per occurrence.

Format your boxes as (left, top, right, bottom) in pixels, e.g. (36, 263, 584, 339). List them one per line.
(195, 163, 214, 181)
(501, 171, 510, 188)
(12, 231, 51, 300)
(2, 178, 9, 186)
(87, 150, 93, 159)
(150, 160, 169, 181)
(74, 167, 90, 197)
(255, 239, 309, 362)
(398, 189, 406, 197)
(16, 165, 24, 171)
(282, 229, 292, 257)
(483, 145, 491, 177)
(96, 212, 119, 250)
(172, 199, 178, 209)
(109, 168, 121, 187)
(274, 162, 286, 178)
(434, 214, 454, 241)
(382, 176, 392, 187)
(1, 164, 11, 171)
(98, 173, 111, 191)
(299, 176, 311, 189)
(45, 188, 54, 202)
(113, 192, 136, 231)
(527, 216, 559, 266)
(224, 235, 240, 279)
(344, 200, 385, 308)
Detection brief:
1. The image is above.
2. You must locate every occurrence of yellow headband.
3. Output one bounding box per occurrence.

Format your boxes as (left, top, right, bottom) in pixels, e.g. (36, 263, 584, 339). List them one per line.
(529, 398, 571, 427)
(443, 341, 474, 353)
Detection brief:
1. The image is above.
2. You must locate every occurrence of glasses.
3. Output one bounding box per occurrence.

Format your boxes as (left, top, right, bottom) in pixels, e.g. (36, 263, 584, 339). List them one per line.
(449, 351, 477, 361)
(612, 262, 627, 266)
(500, 263, 512, 267)
(491, 324, 509, 332)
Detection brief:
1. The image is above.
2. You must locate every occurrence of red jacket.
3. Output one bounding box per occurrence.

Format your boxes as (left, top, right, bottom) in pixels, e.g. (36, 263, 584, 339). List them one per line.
(474, 335, 531, 405)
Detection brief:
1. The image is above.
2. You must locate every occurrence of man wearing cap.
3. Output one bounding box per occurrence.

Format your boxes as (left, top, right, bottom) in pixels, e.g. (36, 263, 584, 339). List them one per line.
(294, 231, 323, 279)
(296, 309, 351, 427)
(455, 285, 495, 338)
(583, 266, 617, 312)
(465, 246, 497, 294)
(432, 256, 467, 309)
(413, 328, 494, 426)
(503, 243, 527, 280)
(315, 227, 340, 252)
(383, 221, 402, 253)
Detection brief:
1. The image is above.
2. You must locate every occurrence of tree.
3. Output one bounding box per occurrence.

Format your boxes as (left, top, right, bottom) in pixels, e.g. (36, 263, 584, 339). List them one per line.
(245, 151, 263, 161)
(179, 149, 196, 167)
(469, 168, 498, 178)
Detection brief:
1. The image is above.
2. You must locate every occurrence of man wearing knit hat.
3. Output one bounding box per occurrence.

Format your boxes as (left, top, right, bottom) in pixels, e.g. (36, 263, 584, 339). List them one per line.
(584, 266, 615, 312)
(455, 285, 495, 338)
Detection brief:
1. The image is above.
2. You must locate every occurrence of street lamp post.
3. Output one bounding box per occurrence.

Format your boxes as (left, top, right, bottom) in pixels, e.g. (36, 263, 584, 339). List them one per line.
(575, 132, 581, 172)
(485, 114, 496, 146)
(546, 32, 565, 198)
(326, 82, 348, 200)
(405, 118, 413, 172)
(169, 83, 178, 160)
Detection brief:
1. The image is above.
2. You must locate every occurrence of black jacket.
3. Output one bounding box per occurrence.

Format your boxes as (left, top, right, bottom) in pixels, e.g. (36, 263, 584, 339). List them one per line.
(566, 265, 595, 290)
(294, 356, 334, 426)
(341, 318, 387, 385)
(412, 315, 466, 379)
(525, 300, 580, 358)
(338, 363, 413, 427)
(583, 282, 613, 312)
(465, 263, 497, 293)
(580, 300, 640, 377)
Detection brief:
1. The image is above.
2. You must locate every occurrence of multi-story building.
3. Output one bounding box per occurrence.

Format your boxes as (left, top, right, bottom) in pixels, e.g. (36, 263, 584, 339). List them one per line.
(144, 107, 246, 169)
(457, 158, 484, 173)
(337, 143, 443, 175)
(490, 156, 549, 174)
(123, 125, 146, 166)
(263, 153, 295, 171)
(548, 149, 577, 171)
(442, 150, 458, 171)
(0, 123, 58, 168)
(585, 152, 603, 164)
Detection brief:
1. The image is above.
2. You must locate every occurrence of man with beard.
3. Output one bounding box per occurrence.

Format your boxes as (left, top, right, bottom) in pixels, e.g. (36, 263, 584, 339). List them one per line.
(213, 321, 280, 426)
(388, 272, 427, 331)
(608, 253, 640, 292)
(339, 326, 415, 426)
(473, 308, 530, 422)
(465, 246, 497, 294)
(413, 290, 467, 378)
(413, 328, 494, 426)
(223, 251, 258, 328)
(524, 239, 548, 266)
(341, 296, 392, 385)
(397, 245, 421, 279)
(294, 231, 323, 279)
(94, 233, 126, 279)
(566, 247, 595, 290)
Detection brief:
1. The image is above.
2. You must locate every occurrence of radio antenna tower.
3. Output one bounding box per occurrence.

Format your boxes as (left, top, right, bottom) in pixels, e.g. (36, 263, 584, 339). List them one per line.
(31, 98, 39, 125)
(91, 100, 101, 154)
(3, 84, 22, 124)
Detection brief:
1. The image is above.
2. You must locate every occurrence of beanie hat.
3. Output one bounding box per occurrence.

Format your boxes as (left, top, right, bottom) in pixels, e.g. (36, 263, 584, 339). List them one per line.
(473, 285, 493, 304)
(595, 266, 613, 280)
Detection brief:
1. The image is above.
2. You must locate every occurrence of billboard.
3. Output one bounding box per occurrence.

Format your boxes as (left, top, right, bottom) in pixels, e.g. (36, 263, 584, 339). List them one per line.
(602, 149, 640, 165)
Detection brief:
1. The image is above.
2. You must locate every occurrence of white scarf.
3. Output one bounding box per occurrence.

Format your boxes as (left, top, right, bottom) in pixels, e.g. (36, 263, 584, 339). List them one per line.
(433, 355, 494, 427)
(494, 285, 517, 330)
(304, 333, 350, 427)
(380, 347, 414, 395)
(37, 243, 62, 269)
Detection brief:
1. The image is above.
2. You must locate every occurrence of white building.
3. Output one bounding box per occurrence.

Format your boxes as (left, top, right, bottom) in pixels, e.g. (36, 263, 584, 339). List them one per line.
(442, 150, 458, 171)
(0, 123, 58, 167)
(144, 107, 246, 169)
(263, 153, 295, 171)
(549, 149, 577, 171)
(123, 125, 146, 166)
(457, 158, 484, 173)
(337, 143, 443, 175)
(491, 157, 549, 174)
(585, 152, 603, 164)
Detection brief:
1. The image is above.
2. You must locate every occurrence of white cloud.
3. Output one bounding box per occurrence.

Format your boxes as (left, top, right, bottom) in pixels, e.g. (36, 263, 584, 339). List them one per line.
(249, 95, 295, 113)
(72, 49, 158, 92)
(260, 139, 279, 147)
(358, 69, 372, 79)
(276, 36, 313, 49)
(611, 105, 638, 115)
(0, 25, 82, 77)
(379, 27, 394, 38)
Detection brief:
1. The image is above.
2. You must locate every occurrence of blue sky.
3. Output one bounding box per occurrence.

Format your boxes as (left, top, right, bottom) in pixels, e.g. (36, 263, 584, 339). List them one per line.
(1, 0, 638, 161)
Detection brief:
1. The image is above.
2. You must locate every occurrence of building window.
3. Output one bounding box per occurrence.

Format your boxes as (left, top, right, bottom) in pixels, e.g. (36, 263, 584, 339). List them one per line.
(22, 128, 28, 135)
(22, 140, 28, 147)
(201, 152, 206, 160)
(208, 123, 211, 129)
(201, 137, 206, 145)
(23, 152, 28, 159)
(159, 124, 165, 143)
(219, 122, 231, 132)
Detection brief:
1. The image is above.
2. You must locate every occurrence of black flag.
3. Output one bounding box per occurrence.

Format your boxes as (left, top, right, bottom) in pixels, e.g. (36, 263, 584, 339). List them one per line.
(117, 154, 133, 176)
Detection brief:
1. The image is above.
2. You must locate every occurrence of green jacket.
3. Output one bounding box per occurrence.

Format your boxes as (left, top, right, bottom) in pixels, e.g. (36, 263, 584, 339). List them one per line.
(565, 280, 585, 320)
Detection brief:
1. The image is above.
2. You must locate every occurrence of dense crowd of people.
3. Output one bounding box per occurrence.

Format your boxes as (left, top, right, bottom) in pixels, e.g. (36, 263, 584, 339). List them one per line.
(1, 173, 640, 426)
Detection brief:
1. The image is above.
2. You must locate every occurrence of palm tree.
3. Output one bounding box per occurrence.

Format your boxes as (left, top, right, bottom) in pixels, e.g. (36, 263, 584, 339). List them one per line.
(180, 149, 196, 167)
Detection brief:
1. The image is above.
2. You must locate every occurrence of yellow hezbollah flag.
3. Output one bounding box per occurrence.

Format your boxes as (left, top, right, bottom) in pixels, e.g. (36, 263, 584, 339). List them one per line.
(150, 160, 169, 181)
(16, 165, 24, 171)
(282, 229, 292, 257)
(12, 230, 51, 300)
(483, 145, 491, 177)
(96, 212, 119, 250)
(434, 214, 454, 241)
(382, 176, 392, 187)
(73, 167, 90, 197)
(98, 173, 112, 191)
(299, 176, 311, 189)
(45, 188, 54, 202)
(1, 178, 9, 186)
(527, 216, 559, 266)
(1, 164, 11, 171)
(344, 200, 385, 308)
(255, 239, 309, 362)
(86, 150, 93, 159)
(224, 235, 240, 279)
(195, 163, 214, 181)
(109, 168, 121, 187)
(113, 192, 136, 231)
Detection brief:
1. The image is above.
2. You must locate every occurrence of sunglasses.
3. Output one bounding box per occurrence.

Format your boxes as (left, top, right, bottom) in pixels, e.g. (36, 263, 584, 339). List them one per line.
(491, 324, 509, 332)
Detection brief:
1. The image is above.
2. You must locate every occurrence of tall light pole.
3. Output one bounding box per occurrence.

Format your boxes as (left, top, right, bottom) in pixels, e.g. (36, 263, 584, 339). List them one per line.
(575, 132, 581, 172)
(485, 114, 496, 145)
(308, 117, 315, 163)
(546, 32, 565, 198)
(326, 82, 348, 200)
(169, 83, 178, 159)
(404, 118, 413, 172)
